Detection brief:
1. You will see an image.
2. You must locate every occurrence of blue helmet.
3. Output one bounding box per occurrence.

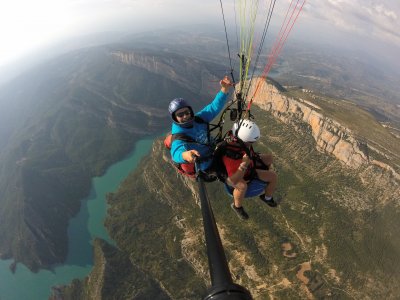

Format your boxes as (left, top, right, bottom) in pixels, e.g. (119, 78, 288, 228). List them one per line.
(168, 98, 194, 127)
(168, 98, 190, 115)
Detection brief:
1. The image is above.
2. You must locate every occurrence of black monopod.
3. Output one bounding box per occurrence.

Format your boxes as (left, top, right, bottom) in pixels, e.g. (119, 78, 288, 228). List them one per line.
(194, 158, 252, 300)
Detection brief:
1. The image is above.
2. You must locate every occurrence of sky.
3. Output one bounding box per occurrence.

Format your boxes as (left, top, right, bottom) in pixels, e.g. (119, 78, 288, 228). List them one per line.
(0, 0, 399, 69)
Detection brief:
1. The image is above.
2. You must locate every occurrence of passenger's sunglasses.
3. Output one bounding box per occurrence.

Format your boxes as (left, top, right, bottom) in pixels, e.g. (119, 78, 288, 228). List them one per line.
(175, 110, 191, 118)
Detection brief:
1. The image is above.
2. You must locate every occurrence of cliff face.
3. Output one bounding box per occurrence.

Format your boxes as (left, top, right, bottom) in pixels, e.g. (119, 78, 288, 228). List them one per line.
(102, 135, 400, 299)
(59, 94, 399, 299)
(247, 81, 400, 214)
(251, 81, 368, 168)
(111, 50, 217, 96)
(250, 80, 400, 184)
(47, 67, 399, 299)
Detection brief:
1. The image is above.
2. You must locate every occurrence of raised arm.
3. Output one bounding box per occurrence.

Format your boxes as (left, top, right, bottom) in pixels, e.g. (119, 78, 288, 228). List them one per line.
(197, 76, 233, 122)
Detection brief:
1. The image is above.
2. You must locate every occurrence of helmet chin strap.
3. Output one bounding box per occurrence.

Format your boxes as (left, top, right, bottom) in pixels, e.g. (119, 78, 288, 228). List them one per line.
(175, 116, 194, 128)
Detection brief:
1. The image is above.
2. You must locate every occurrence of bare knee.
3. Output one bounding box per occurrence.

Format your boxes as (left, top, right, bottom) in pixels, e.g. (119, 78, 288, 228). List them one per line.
(237, 181, 248, 191)
(261, 153, 273, 166)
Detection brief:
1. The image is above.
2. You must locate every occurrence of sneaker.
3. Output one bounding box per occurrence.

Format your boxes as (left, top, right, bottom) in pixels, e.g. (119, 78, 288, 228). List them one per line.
(259, 194, 278, 207)
(230, 203, 249, 220)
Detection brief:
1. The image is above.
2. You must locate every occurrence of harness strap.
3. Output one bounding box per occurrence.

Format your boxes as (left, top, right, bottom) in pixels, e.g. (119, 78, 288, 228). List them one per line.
(171, 117, 215, 165)
(213, 134, 268, 182)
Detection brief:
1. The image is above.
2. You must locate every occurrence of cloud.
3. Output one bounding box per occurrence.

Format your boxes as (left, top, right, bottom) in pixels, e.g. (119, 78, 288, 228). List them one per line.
(373, 4, 397, 19)
(302, 0, 400, 47)
(0, 0, 398, 68)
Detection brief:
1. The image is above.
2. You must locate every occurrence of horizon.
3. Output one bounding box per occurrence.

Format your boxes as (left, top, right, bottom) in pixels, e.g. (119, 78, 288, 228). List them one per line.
(0, 0, 399, 70)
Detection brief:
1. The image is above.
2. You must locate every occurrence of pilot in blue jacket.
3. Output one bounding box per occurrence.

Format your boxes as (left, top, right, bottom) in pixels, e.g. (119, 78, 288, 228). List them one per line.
(168, 76, 233, 171)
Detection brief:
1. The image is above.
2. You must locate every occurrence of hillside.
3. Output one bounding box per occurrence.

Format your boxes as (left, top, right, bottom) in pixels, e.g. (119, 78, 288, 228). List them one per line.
(251, 79, 400, 175)
(117, 29, 400, 129)
(55, 81, 400, 298)
(270, 41, 400, 129)
(1, 29, 399, 297)
(50, 239, 169, 300)
(0, 46, 223, 271)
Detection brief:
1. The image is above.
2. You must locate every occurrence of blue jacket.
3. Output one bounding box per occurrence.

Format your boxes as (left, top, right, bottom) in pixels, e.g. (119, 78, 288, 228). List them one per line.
(171, 91, 229, 170)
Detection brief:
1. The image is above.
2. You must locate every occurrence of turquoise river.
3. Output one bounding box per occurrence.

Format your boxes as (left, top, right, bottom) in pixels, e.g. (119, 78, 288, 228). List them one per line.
(0, 138, 154, 300)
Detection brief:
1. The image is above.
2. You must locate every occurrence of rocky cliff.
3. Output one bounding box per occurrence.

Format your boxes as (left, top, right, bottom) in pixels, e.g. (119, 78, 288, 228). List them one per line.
(251, 81, 368, 167)
(109, 133, 400, 298)
(58, 101, 400, 299)
(50, 71, 400, 299)
(250, 79, 400, 183)
(111, 50, 218, 96)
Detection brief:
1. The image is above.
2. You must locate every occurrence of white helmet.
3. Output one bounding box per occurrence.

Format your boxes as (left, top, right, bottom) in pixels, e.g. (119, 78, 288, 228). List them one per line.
(232, 119, 260, 142)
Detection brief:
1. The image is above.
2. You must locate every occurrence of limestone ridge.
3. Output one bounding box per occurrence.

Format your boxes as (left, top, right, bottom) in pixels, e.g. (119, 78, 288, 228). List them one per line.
(251, 80, 400, 181)
(95, 114, 399, 298)
(111, 50, 218, 96)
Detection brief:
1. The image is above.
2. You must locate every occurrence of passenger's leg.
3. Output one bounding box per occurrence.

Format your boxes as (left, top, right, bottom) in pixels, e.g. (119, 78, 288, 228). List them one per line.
(226, 179, 248, 208)
(259, 153, 273, 168)
(255, 169, 277, 197)
(227, 179, 249, 219)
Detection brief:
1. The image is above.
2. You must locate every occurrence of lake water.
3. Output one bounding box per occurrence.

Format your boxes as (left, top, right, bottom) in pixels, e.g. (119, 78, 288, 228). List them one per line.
(0, 138, 154, 300)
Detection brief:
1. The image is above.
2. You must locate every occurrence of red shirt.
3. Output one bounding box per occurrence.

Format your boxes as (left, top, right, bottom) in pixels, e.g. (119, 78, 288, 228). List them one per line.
(222, 150, 254, 179)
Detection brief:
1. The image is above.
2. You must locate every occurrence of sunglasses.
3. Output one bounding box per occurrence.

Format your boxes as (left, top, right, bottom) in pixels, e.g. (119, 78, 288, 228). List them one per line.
(175, 109, 191, 118)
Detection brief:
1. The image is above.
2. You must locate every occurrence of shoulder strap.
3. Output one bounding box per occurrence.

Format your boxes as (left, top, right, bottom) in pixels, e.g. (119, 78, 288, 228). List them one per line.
(171, 133, 195, 144)
(194, 116, 206, 124)
(171, 116, 212, 147)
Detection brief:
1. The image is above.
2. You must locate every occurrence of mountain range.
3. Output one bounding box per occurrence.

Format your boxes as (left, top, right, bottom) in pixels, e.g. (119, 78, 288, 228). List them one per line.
(0, 29, 399, 298)
(54, 87, 400, 298)
(0, 43, 222, 271)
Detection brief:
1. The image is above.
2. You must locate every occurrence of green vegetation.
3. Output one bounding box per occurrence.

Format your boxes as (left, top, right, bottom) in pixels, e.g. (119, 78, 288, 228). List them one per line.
(1, 32, 399, 298)
(104, 154, 208, 299)
(50, 239, 169, 300)
(98, 106, 400, 298)
(0, 46, 223, 271)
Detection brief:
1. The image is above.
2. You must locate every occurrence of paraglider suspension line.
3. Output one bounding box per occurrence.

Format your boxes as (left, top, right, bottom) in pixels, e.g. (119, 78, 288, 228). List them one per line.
(219, 0, 235, 84)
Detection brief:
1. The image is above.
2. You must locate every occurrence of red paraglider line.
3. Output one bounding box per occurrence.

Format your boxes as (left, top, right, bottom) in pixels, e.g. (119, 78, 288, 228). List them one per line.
(264, 0, 300, 76)
(264, 0, 305, 79)
(247, 0, 306, 110)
